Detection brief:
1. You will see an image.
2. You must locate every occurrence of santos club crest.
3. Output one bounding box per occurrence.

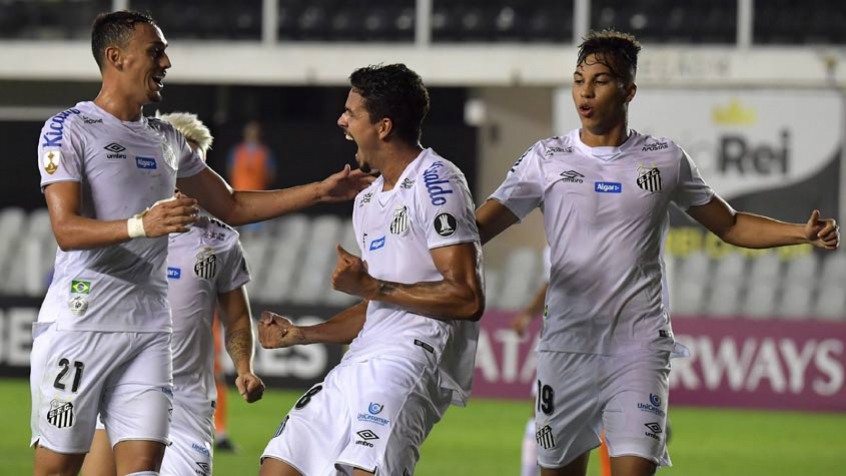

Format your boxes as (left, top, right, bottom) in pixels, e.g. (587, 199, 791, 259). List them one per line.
(636, 164, 662, 193)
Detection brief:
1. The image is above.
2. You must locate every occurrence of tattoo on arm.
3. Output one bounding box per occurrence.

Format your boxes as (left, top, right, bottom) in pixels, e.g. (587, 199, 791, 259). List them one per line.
(225, 327, 254, 371)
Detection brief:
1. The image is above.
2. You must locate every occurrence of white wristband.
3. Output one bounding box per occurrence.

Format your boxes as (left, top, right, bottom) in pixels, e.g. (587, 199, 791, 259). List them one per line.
(127, 214, 147, 238)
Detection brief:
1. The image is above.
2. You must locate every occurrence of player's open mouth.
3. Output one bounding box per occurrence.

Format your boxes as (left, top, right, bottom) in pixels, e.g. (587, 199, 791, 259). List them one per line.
(151, 73, 165, 90)
(344, 131, 354, 141)
(578, 104, 593, 117)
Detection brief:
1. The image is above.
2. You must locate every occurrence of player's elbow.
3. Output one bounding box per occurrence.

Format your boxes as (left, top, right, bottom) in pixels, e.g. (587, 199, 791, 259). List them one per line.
(458, 288, 486, 321)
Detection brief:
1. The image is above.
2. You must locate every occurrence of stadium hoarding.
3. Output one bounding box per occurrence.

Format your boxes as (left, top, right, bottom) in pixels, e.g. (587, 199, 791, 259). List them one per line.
(471, 310, 846, 412)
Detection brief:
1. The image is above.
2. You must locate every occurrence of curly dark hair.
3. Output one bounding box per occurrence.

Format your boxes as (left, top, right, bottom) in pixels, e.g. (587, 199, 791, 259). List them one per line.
(349, 64, 430, 145)
(577, 29, 642, 84)
(91, 10, 157, 70)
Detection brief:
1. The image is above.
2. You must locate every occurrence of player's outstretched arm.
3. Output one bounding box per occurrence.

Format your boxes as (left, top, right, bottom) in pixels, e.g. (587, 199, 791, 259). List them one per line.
(688, 196, 840, 250)
(176, 164, 373, 226)
(332, 243, 485, 321)
(45, 182, 198, 250)
(218, 286, 265, 403)
(475, 199, 520, 246)
(258, 300, 368, 349)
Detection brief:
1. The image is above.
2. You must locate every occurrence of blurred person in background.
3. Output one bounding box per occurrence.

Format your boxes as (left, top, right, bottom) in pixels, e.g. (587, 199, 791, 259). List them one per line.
(476, 29, 839, 476)
(80, 112, 265, 476)
(227, 121, 277, 191)
(257, 63, 485, 476)
(31, 10, 370, 476)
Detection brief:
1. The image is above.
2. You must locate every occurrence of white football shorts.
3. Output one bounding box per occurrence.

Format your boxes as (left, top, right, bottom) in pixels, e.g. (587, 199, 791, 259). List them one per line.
(30, 322, 173, 454)
(534, 350, 672, 469)
(262, 355, 452, 475)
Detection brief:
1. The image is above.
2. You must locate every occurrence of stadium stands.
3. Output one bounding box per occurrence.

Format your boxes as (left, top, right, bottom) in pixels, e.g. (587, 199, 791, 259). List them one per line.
(1, 208, 841, 320)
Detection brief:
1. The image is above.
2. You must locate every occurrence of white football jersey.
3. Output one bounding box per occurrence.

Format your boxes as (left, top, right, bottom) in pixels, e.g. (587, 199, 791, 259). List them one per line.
(491, 129, 714, 355)
(345, 148, 482, 406)
(166, 215, 251, 404)
(36, 102, 206, 332)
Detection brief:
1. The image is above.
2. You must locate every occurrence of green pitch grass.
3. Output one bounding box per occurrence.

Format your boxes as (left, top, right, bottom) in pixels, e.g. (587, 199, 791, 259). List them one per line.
(2, 377, 843, 474)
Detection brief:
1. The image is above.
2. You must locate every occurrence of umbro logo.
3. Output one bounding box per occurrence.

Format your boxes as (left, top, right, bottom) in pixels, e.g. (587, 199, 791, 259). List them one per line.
(560, 170, 584, 183)
(357, 430, 379, 441)
(104, 143, 125, 153)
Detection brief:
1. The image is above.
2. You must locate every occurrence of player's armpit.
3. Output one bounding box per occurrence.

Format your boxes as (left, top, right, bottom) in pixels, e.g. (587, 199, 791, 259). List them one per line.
(475, 199, 519, 245)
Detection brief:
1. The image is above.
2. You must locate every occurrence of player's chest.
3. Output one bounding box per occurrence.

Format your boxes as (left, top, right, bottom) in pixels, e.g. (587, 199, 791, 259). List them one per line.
(84, 131, 178, 183)
(357, 189, 421, 258)
(166, 238, 223, 290)
(541, 156, 673, 218)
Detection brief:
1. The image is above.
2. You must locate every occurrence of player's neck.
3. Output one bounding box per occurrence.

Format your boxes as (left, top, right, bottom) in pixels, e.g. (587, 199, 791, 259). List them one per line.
(93, 87, 144, 122)
(580, 120, 630, 147)
(378, 143, 423, 191)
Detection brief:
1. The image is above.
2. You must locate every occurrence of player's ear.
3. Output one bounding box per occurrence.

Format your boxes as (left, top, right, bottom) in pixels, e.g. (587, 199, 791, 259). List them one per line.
(104, 45, 123, 71)
(378, 117, 393, 140)
(624, 81, 637, 104)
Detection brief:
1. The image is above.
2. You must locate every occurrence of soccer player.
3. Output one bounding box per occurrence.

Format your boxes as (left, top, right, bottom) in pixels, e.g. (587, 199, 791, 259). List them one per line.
(257, 64, 485, 476)
(475, 30, 840, 476)
(79, 112, 265, 476)
(32, 11, 369, 476)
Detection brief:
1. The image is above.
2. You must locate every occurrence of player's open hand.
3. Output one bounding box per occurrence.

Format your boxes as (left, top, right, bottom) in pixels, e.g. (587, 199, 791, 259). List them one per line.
(258, 311, 304, 349)
(332, 244, 376, 298)
(318, 164, 375, 202)
(805, 209, 840, 250)
(142, 192, 199, 237)
(235, 372, 265, 403)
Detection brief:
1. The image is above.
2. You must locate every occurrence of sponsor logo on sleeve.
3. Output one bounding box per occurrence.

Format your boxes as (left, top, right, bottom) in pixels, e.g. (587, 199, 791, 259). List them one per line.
(433, 213, 457, 237)
(642, 141, 669, 152)
(545, 146, 573, 156)
(43, 150, 61, 175)
(399, 178, 415, 189)
(135, 157, 157, 169)
(359, 192, 373, 208)
(422, 162, 454, 205)
(594, 181, 622, 193)
(82, 116, 103, 125)
(41, 108, 81, 148)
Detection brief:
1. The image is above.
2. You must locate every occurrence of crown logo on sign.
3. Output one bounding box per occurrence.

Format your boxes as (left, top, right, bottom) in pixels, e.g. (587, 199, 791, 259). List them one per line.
(712, 99, 756, 125)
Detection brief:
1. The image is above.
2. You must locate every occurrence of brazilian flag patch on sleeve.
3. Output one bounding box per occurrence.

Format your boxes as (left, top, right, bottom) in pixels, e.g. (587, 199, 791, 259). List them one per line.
(71, 280, 91, 294)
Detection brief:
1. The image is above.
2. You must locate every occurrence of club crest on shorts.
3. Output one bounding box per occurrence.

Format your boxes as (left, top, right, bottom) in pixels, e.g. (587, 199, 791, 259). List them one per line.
(636, 164, 662, 193)
(47, 399, 74, 428)
(43, 150, 61, 175)
(68, 295, 88, 316)
(536, 424, 555, 449)
(194, 247, 217, 279)
(389, 205, 410, 235)
(433, 213, 457, 237)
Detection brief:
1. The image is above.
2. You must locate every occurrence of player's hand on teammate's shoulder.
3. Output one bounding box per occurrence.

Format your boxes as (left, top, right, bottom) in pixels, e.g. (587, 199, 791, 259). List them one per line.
(142, 192, 199, 237)
(235, 372, 265, 403)
(805, 209, 840, 250)
(258, 311, 303, 349)
(317, 164, 376, 202)
(332, 244, 376, 299)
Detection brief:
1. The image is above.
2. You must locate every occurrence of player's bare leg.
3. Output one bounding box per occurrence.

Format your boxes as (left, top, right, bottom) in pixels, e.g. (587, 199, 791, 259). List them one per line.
(259, 458, 304, 476)
(34, 445, 85, 476)
(609, 455, 656, 476)
(80, 429, 116, 476)
(540, 452, 590, 476)
(352, 469, 375, 476)
(112, 440, 165, 475)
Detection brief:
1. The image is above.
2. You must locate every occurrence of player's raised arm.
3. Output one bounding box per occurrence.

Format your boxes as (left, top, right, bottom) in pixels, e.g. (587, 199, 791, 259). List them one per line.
(687, 196, 840, 250)
(258, 301, 368, 348)
(332, 243, 485, 321)
(45, 182, 198, 251)
(176, 163, 373, 227)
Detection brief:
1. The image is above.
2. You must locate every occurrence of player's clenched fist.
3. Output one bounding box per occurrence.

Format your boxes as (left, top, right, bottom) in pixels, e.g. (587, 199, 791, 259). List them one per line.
(142, 192, 199, 237)
(235, 372, 265, 403)
(258, 311, 304, 349)
(332, 244, 377, 298)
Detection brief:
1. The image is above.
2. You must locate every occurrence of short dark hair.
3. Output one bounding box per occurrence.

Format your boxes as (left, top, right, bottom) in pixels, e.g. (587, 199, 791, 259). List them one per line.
(349, 64, 430, 145)
(577, 29, 642, 84)
(91, 10, 156, 70)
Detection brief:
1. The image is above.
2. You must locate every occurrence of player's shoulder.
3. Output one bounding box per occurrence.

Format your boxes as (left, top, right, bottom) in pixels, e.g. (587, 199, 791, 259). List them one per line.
(414, 148, 464, 182)
(179, 215, 240, 249)
(629, 130, 683, 160)
(533, 133, 578, 158)
(355, 175, 382, 206)
(40, 103, 89, 143)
